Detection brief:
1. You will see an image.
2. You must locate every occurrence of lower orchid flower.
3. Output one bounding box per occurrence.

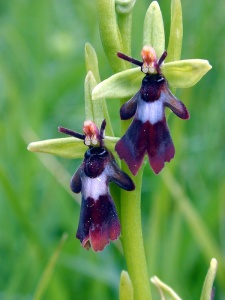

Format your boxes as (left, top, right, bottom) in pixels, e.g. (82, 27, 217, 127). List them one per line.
(59, 120, 135, 251)
(115, 46, 190, 175)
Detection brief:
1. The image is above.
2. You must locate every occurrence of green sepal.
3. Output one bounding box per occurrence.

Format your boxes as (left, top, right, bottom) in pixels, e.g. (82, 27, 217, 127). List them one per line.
(85, 43, 101, 83)
(143, 1, 165, 58)
(85, 44, 114, 136)
(162, 59, 212, 88)
(200, 258, 218, 300)
(166, 0, 183, 63)
(92, 67, 142, 100)
(92, 59, 211, 100)
(85, 71, 104, 129)
(119, 271, 134, 300)
(28, 137, 86, 159)
(27, 136, 119, 159)
(84, 71, 94, 122)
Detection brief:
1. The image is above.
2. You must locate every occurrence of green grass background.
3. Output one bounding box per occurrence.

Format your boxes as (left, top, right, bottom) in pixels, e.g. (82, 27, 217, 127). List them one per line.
(0, 0, 224, 299)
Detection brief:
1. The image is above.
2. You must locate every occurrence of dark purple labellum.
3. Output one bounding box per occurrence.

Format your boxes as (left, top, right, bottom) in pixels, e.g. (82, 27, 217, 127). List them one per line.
(115, 71, 189, 175)
(59, 120, 135, 251)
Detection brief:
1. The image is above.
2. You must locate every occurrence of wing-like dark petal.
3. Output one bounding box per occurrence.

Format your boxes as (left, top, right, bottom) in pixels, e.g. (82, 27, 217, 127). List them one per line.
(120, 92, 139, 120)
(146, 119, 175, 174)
(70, 163, 83, 193)
(76, 194, 120, 252)
(162, 84, 190, 119)
(107, 152, 135, 191)
(115, 119, 147, 176)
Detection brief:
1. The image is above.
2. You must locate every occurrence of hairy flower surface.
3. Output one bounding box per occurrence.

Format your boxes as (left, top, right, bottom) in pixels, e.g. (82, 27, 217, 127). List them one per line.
(115, 47, 189, 175)
(59, 120, 135, 251)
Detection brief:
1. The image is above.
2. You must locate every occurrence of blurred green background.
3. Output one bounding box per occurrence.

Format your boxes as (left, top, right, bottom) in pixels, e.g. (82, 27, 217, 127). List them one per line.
(0, 0, 224, 299)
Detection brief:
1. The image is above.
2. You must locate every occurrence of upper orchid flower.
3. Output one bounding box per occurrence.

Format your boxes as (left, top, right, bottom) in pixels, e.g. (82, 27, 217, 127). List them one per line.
(92, 1, 211, 175)
(115, 46, 189, 175)
(58, 120, 135, 251)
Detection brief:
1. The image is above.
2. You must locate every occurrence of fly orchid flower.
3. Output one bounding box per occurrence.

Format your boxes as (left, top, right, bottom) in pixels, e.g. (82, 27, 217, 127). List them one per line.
(58, 120, 135, 251)
(115, 46, 189, 175)
(92, 1, 211, 175)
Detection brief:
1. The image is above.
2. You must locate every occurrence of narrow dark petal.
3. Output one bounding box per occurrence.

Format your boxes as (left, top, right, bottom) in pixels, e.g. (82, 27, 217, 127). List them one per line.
(70, 164, 83, 193)
(146, 119, 175, 174)
(115, 119, 147, 175)
(162, 84, 190, 119)
(120, 92, 139, 120)
(157, 51, 167, 69)
(76, 194, 120, 252)
(99, 119, 106, 146)
(117, 52, 142, 67)
(107, 152, 135, 191)
(58, 126, 85, 140)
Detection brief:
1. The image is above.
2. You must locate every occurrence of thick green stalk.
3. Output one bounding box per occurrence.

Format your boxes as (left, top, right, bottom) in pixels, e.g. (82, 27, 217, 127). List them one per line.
(95, 0, 126, 72)
(120, 118, 151, 299)
(117, 2, 151, 295)
(95, 1, 151, 298)
(117, 12, 132, 64)
(120, 162, 152, 300)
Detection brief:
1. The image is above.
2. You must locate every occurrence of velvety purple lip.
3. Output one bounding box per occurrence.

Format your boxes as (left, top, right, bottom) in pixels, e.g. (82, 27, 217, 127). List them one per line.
(115, 72, 189, 175)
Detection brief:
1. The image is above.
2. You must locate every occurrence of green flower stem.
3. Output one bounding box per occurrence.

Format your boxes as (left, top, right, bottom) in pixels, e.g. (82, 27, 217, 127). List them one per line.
(120, 162, 152, 300)
(116, 1, 151, 287)
(117, 12, 132, 61)
(95, 0, 126, 72)
(96, 2, 151, 298)
(120, 117, 151, 299)
(115, 0, 135, 57)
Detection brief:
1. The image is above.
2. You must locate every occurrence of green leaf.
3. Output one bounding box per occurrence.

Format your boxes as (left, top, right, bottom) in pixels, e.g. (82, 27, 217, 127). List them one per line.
(162, 59, 212, 88)
(200, 258, 218, 300)
(119, 271, 134, 300)
(27, 136, 119, 159)
(85, 43, 101, 83)
(166, 0, 183, 63)
(92, 67, 143, 100)
(34, 233, 68, 300)
(143, 1, 165, 58)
